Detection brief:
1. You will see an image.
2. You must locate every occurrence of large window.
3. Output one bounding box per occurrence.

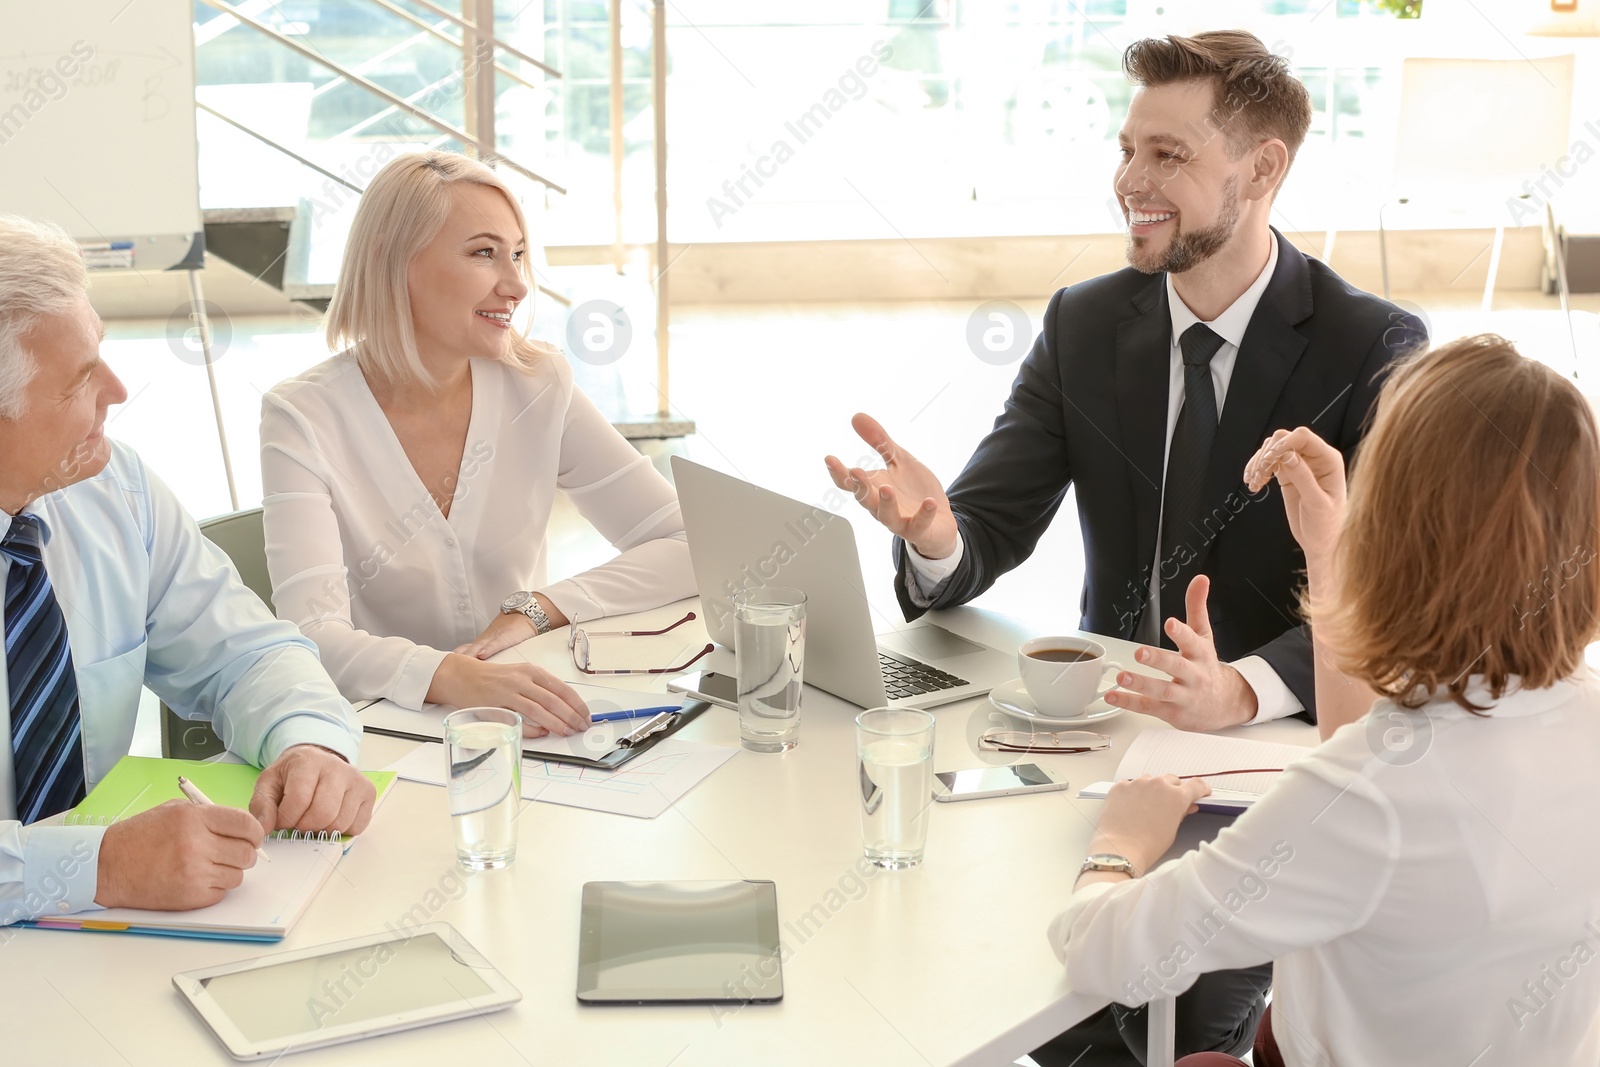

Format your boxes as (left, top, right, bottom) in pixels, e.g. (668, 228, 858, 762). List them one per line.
(194, 0, 1583, 245)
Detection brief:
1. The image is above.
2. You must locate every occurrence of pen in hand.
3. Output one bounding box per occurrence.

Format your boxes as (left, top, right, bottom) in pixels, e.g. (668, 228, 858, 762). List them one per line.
(177, 775, 271, 864)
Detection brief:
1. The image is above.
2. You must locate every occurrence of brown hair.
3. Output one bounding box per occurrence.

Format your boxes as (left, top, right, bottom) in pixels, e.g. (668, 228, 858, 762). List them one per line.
(1314, 334, 1600, 712)
(1123, 31, 1313, 166)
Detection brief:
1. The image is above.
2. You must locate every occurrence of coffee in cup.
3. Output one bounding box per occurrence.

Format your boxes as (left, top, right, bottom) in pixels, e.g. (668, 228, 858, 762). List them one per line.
(1017, 636, 1118, 718)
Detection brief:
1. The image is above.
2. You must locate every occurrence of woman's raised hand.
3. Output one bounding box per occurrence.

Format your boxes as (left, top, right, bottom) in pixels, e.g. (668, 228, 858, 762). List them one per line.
(1245, 426, 1347, 569)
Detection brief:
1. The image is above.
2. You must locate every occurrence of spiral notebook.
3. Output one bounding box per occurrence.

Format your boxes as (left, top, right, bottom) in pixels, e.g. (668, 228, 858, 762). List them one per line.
(1077, 729, 1310, 813)
(24, 756, 397, 942)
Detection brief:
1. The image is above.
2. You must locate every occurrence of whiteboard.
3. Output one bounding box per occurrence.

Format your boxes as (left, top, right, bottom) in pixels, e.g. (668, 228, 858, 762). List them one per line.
(0, 0, 202, 271)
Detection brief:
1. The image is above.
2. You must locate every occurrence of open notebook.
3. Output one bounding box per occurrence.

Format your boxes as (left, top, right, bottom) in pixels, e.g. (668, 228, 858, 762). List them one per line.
(24, 756, 396, 941)
(1078, 729, 1312, 813)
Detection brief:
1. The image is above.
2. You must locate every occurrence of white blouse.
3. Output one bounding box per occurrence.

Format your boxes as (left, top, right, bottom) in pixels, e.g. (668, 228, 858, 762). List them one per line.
(260, 351, 696, 709)
(1051, 672, 1600, 1066)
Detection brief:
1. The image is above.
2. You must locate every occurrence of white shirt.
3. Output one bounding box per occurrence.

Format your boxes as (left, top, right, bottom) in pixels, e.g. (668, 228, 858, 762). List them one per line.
(260, 351, 697, 710)
(0, 442, 362, 925)
(1050, 672, 1600, 1066)
(908, 240, 1302, 722)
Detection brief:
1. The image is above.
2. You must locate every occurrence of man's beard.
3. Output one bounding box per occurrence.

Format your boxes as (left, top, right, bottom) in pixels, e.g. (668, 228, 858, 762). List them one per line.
(1125, 175, 1241, 275)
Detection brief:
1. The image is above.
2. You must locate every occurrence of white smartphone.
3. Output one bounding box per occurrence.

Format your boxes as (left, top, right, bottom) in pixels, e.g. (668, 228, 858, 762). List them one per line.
(666, 669, 738, 709)
(932, 763, 1069, 802)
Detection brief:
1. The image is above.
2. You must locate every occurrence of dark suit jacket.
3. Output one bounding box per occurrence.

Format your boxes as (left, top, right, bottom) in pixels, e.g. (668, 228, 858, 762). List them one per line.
(894, 229, 1427, 721)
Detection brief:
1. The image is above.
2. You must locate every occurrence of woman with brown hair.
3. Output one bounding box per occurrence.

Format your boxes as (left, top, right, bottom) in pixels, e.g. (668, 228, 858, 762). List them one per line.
(1050, 334, 1600, 1066)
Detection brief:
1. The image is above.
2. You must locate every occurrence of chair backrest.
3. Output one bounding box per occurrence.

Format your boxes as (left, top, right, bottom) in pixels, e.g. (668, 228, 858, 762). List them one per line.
(162, 507, 272, 760)
(1393, 54, 1575, 197)
(200, 507, 273, 612)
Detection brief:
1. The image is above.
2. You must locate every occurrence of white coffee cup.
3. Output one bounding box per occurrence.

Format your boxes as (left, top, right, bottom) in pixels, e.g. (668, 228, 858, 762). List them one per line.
(1017, 636, 1120, 718)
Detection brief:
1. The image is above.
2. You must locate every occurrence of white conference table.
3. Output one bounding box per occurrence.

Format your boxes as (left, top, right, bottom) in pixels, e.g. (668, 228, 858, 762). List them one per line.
(6, 598, 1317, 1067)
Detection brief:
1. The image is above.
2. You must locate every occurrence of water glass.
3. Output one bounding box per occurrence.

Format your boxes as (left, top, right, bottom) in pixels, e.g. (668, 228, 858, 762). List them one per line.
(443, 707, 522, 870)
(856, 707, 935, 869)
(733, 586, 807, 752)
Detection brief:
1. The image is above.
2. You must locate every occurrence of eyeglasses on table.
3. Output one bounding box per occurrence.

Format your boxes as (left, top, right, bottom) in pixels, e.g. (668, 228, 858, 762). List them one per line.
(978, 729, 1111, 754)
(568, 610, 714, 676)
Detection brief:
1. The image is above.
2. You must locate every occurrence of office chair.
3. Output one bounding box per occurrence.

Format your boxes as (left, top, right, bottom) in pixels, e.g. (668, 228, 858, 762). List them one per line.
(158, 507, 272, 759)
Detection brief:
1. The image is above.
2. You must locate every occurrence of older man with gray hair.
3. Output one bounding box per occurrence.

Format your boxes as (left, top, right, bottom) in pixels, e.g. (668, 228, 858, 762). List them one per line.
(0, 215, 373, 925)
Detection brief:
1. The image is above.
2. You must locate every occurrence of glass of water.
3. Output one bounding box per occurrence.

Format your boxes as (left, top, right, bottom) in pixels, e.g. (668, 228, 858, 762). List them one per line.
(856, 707, 935, 869)
(443, 707, 522, 870)
(733, 586, 807, 752)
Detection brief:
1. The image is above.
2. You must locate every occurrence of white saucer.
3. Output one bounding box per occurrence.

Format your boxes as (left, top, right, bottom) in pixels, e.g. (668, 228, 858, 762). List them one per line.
(987, 678, 1124, 728)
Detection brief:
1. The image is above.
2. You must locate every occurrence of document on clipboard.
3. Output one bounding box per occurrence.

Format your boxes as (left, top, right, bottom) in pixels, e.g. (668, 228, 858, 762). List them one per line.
(518, 709, 699, 768)
(360, 690, 708, 769)
(383, 727, 738, 819)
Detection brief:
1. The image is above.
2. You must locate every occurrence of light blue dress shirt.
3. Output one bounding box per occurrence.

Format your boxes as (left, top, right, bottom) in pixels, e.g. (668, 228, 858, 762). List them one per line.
(0, 442, 361, 926)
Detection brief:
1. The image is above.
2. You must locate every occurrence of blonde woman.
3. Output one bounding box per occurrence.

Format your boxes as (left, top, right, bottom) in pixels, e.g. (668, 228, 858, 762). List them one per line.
(261, 151, 696, 733)
(1048, 336, 1600, 1066)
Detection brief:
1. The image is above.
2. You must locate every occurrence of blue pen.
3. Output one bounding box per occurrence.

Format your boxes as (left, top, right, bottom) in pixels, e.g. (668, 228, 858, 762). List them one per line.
(590, 705, 682, 723)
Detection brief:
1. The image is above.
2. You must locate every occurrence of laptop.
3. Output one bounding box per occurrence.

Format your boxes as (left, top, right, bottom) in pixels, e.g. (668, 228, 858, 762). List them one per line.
(671, 457, 1015, 710)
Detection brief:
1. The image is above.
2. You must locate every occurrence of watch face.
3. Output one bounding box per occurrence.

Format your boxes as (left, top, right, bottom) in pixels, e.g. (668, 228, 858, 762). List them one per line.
(501, 590, 533, 612)
(1086, 854, 1129, 868)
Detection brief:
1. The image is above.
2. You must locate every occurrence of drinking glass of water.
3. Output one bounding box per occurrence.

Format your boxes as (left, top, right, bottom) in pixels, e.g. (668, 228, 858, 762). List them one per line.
(733, 587, 807, 752)
(856, 707, 935, 869)
(443, 707, 522, 870)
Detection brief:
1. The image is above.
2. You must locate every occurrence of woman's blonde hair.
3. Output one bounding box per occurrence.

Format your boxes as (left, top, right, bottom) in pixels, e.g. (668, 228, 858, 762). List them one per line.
(325, 150, 551, 387)
(1314, 334, 1600, 712)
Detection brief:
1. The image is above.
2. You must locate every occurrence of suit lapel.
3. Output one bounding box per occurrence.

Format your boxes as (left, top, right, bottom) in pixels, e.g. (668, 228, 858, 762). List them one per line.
(1200, 230, 1313, 541)
(1113, 275, 1171, 625)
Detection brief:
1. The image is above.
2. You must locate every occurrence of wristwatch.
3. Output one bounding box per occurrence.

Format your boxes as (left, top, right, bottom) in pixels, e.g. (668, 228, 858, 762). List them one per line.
(500, 590, 552, 635)
(1079, 853, 1137, 878)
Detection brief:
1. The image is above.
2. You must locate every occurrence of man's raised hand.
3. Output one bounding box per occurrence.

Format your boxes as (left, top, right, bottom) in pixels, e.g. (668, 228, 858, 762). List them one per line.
(824, 413, 959, 560)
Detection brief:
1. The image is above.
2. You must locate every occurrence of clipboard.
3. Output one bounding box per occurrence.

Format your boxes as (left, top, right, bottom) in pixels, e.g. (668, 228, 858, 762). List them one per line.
(361, 699, 711, 771)
(522, 702, 711, 770)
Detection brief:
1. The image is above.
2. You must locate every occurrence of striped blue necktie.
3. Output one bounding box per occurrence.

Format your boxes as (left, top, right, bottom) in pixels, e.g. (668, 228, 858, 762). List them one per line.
(3, 514, 86, 823)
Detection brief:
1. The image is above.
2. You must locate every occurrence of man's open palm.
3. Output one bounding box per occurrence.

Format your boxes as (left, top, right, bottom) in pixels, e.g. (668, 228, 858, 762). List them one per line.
(825, 413, 959, 560)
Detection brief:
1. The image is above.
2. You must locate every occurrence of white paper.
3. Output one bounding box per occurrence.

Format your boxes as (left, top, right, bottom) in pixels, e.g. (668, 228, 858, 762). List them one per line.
(385, 737, 738, 819)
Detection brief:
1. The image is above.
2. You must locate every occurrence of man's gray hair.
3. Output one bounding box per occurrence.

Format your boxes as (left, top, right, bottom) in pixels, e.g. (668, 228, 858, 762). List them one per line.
(0, 215, 89, 419)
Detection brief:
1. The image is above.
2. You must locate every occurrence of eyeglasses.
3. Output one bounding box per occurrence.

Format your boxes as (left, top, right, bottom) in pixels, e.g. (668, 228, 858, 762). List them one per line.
(568, 611, 714, 676)
(979, 729, 1110, 754)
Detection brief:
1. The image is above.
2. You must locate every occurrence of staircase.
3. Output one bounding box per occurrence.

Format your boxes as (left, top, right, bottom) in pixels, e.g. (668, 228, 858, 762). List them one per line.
(192, 0, 689, 440)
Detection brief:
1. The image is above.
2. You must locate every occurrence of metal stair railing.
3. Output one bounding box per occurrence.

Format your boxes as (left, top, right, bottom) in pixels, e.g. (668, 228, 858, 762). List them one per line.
(196, 101, 363, 197)
(195, 0, 565, 195)
(348, 0, 547, 93)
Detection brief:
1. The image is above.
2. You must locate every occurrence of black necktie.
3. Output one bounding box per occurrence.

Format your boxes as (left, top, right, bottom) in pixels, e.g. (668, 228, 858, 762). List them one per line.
(3, 514, 86, 823)
(1153, 323, 1226, 644)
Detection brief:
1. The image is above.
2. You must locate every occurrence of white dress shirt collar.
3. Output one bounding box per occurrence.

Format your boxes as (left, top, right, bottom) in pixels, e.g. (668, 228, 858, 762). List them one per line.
(0, 507, 54, 546)
(1165, 231, 1280, 352)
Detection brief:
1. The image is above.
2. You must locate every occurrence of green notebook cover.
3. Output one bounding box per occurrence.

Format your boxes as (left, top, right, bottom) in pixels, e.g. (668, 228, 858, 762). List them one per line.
(70, 755, 397, 826)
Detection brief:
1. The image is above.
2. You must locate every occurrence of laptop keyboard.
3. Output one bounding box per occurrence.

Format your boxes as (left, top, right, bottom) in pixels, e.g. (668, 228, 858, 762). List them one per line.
(879, 652, 969, 701)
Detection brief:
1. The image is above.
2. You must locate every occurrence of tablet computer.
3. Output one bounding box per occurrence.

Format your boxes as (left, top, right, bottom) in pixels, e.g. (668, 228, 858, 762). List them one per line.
(173, 923, 520, 1060)
(576, 880, 783, 1005)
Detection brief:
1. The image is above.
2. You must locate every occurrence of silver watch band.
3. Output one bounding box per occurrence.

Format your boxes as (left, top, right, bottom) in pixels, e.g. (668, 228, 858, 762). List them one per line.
(502, 591, 552, 634)
(1079, 854, 1137, 878)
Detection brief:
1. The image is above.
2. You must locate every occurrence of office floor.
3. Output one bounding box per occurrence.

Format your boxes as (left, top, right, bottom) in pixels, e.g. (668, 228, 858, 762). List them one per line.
(113, 290, 1600, 758)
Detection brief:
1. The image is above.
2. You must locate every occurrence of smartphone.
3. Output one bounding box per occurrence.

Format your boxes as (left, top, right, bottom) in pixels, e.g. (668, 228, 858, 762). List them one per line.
(666, 669, 738, 709)
(932, 763, 1069, 803)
